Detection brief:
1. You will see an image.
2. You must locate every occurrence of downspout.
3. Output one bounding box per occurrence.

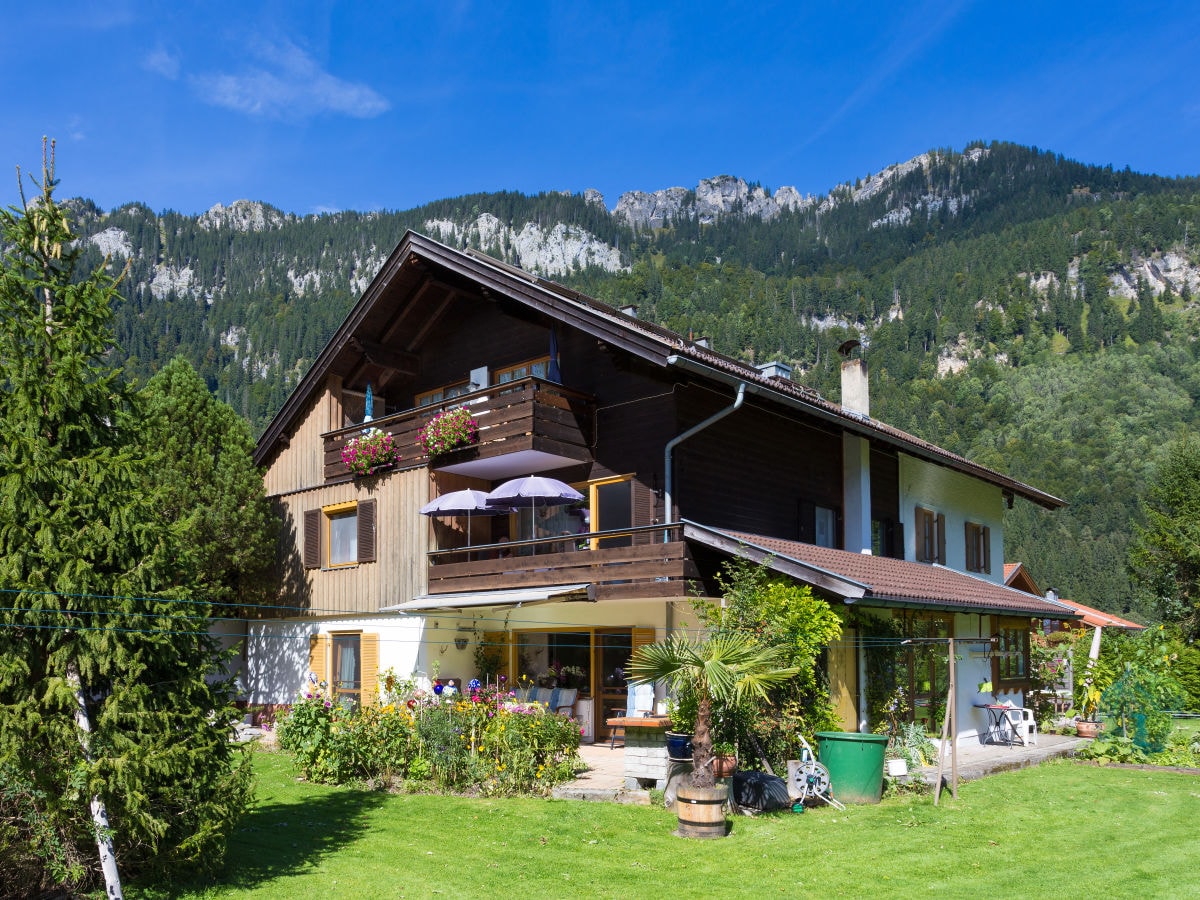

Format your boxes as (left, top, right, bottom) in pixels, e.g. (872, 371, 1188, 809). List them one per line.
(663, 381, 746, 541)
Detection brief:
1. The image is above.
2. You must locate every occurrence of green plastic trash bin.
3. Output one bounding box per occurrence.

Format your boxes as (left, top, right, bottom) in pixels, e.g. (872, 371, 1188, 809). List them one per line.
(814, 731, 888, 804)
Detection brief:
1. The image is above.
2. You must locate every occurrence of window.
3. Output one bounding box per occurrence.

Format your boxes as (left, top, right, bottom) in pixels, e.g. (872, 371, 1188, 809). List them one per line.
(309, 631, 379, 707)
(494, 356, 549, 385)
(993, 617, 1030, 685)
(327, 503, 358, 566)
(589, 475, 633, 548)
(303, 499, 376, 569)
(965, 522, 991, 573)
(416, 380, 472, 408)
(332, 633, 362, 705)
(872, 518, 902, 558)
(799, 500, 841, 548)
(915, 506, 945, 564)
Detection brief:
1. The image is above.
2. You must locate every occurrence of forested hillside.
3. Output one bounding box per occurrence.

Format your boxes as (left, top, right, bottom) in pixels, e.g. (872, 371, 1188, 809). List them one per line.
(61, 141, 1200, 617)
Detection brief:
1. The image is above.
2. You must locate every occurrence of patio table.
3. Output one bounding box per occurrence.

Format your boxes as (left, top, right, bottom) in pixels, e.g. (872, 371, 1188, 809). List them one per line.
(975, 704, 1015, 746)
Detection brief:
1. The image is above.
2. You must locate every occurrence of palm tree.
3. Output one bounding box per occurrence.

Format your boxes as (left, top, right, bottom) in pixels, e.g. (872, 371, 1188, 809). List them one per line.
(629, 631, 799, 788)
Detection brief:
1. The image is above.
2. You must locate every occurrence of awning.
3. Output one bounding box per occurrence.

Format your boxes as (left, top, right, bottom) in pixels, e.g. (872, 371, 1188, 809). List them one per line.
(380, 583, 596, 613)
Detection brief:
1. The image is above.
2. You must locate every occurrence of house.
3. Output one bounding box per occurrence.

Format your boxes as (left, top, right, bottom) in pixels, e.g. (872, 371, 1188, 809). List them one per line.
(1002, 562, 1144, 711)
(244, 231, 1075, 746)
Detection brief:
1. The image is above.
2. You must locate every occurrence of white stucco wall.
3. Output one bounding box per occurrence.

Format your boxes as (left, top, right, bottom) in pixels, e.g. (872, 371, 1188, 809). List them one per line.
(951, 612, 1025, 746)
(898, 454, 1005, 582)
(243, 599, 684, 706)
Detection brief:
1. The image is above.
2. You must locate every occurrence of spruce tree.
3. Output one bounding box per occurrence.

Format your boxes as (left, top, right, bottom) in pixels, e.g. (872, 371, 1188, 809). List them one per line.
(0, 143, 251, 895)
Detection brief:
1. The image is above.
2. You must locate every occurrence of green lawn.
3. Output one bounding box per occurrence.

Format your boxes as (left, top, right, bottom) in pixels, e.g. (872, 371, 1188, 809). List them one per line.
(147, 748, 1200, 899)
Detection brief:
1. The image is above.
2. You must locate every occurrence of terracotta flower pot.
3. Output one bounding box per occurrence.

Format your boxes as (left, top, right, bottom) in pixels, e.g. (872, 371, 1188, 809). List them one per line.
(713, 755, 737, 779)
(1075, 720, 1104, 739)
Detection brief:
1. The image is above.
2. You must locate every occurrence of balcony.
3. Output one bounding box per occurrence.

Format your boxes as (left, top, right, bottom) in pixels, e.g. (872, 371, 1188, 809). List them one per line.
(323, 377, 594, 481)
(426, 524, 696, 603)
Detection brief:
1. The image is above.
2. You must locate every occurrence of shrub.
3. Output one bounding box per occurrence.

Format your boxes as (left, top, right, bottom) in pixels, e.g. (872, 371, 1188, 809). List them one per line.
(275, 681, 580, 796)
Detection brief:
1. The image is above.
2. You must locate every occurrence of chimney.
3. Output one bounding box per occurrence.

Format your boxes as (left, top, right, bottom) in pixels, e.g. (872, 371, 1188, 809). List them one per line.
(838, 340, 868, 417)
(756, 360, 792, 382)
(693, 336, 710, 348)
(620, 304, 639, 319)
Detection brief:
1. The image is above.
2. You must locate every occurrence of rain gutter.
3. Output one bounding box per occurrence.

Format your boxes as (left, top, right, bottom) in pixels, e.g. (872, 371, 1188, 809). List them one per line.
(662, 381, 746, 541)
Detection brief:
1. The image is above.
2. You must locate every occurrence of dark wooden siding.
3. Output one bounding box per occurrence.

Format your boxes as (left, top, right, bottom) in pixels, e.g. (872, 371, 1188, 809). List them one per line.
(672, 384, 843, 540)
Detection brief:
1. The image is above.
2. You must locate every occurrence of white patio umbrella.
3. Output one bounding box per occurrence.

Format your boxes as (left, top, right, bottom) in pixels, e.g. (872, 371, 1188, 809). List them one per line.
(486, 476, 584, 554)
(420, 489, 514, 548)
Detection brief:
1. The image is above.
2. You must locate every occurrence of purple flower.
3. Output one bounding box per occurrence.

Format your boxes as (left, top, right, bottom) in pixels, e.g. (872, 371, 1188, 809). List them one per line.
(324, 700, 332, 709)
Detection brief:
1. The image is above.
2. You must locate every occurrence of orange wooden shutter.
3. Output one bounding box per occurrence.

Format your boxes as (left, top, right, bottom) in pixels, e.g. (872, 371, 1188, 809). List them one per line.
(360, 632, 379, 706)
(631, 627, 657, 655)
(482, 632, 511, 684)
(309, 633, 329, 686)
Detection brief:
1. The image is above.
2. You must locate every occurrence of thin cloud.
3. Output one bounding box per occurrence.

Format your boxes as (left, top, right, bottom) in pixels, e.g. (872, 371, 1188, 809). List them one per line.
(190, 39, 390, 120)
(144, 46, 181, 80)
(801, 0, 970, 151)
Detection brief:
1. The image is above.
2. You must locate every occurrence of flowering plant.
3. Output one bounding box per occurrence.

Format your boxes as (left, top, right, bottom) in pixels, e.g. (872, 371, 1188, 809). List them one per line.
(417, 407, 478, 457)
(341, 427, 398, 476)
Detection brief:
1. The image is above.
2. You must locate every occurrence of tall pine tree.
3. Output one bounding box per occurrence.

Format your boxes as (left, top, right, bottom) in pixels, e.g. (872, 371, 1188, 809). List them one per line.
(0, 143, 251, 895)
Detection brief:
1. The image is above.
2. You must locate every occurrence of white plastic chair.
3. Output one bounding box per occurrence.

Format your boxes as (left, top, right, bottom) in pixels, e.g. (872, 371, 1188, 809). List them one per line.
(1003, 706, 1038, 746)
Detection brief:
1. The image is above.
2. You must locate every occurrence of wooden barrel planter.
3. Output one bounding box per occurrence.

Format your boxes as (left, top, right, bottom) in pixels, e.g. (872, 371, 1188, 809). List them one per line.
(675, 783, 729, 839)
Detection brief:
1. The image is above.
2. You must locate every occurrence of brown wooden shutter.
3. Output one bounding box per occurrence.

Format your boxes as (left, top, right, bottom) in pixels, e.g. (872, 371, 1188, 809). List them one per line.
(936, 513, 946, 565)
(360, 632, 379, 706)
(632, 479, 656, 545)
(303, 509, 321, 569)
(309, 633, 329, 685)
(798, 500, 816, 544)
(357, 498, 377, 563)
(983, 525, 992, 574)
(964, 521, 974, 570)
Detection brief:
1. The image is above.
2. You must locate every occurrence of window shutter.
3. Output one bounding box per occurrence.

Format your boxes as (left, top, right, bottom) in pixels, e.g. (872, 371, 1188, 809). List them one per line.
(983, 525, 992, 574)
(360, 632, 379, 706)
(914, 506, 928, 561)
(936, 513, 946, 564)
(891, 521, 903, 560)
(631, 627, 656, 656)
(632, 480, 656, 545)
(798, 500, 816, 543)
(482, 632, 510, 683)
(964, 521, 974, 571)
(358, 499, 377, 563)
(309, 633, 329, 685)
(303, 509, 321, 569)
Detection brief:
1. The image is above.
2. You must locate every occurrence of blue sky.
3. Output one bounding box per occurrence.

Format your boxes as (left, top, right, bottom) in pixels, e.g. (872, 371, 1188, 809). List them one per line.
(3, 1, 1198, 216)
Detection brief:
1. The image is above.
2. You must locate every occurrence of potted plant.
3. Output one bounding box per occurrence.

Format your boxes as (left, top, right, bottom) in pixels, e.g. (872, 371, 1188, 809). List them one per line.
(665, 691, 697, 761)
(712, 740, 738, 779)
(417, 406, 478, 458)
(1075, 683, 1104, 739)
(341, 428, 398, 476)
(630, 632, 797, 838)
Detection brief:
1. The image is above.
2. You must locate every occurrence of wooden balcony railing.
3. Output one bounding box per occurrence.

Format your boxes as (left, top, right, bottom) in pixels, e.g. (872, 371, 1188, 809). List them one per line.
(426, 524, 697, 602)
(322, 377, 594, 481)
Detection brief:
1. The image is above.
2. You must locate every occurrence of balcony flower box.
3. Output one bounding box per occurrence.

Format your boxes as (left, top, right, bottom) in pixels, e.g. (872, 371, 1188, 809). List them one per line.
(341, 428, 398, 476)
(418, 406, 479, 458)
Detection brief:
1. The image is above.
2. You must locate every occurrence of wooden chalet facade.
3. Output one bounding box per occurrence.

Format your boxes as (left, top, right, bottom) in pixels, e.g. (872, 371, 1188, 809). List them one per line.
(246, 231, 1074, 744)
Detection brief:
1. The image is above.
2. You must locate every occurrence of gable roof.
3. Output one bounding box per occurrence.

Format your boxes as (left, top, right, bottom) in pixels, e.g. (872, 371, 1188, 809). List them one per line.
(253, 231, 1063, 509)
(1049, 598, 1145, 630)
(1003, 562, 1042, 596)
(1003, 562, 1143, 629)
(685, 522, 1079, 619)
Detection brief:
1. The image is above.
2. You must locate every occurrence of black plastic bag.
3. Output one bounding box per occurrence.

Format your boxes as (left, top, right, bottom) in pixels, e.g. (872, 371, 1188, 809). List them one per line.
(731, 770, 791, 813)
